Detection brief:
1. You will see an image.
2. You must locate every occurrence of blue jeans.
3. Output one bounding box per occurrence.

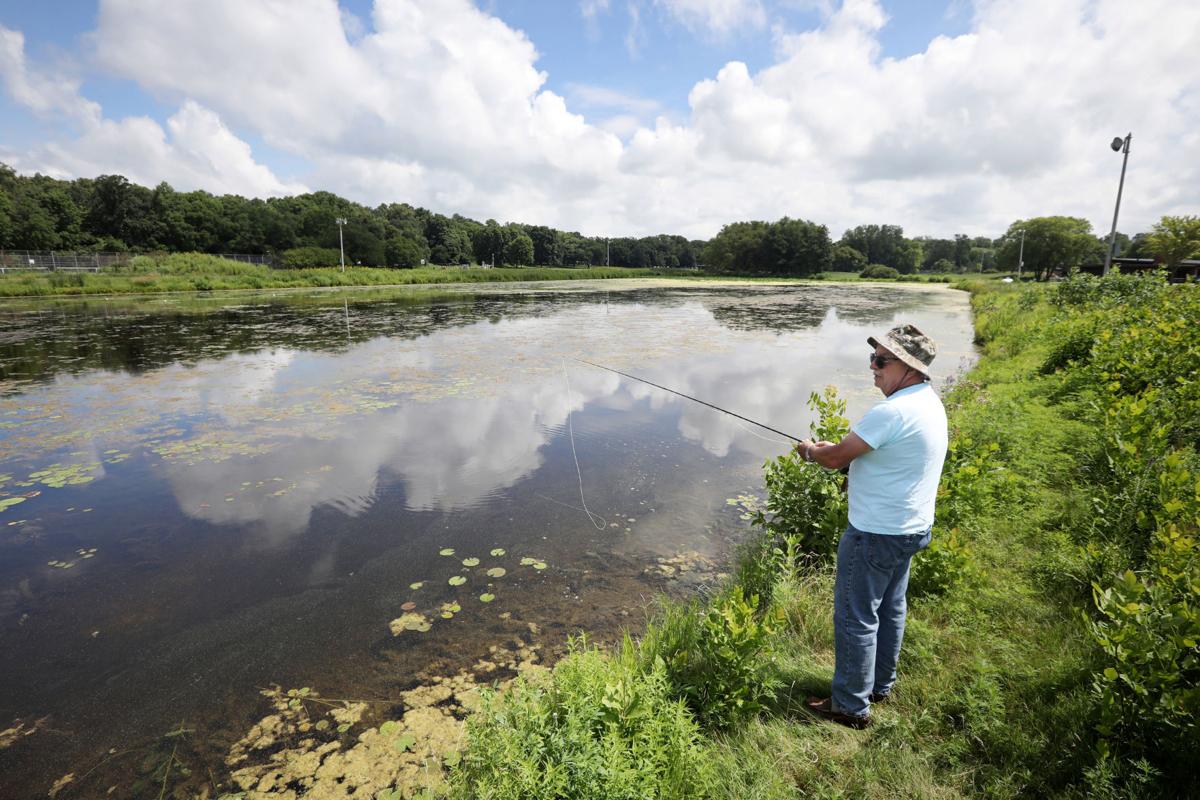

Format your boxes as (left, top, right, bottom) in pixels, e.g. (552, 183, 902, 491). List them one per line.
(831, 523, 931, 718)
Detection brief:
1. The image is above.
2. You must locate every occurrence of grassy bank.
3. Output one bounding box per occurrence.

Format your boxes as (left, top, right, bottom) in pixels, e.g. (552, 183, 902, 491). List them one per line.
(0, 253, 1004, 298)
(439, 272, 1197, 799)
(0, 253, 668, 297)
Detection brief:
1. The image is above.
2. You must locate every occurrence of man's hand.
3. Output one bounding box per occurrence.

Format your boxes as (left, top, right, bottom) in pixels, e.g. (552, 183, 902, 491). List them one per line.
(794, 433, 872, 470)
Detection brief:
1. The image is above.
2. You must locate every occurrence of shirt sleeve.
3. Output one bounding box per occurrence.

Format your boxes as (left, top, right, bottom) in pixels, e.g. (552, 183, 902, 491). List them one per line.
(852, 402, 900, 450)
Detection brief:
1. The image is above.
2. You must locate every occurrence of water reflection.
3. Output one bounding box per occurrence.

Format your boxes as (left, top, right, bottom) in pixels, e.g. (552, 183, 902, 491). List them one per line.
(1, 284, 974, 540)
(0, 282, 976, 796)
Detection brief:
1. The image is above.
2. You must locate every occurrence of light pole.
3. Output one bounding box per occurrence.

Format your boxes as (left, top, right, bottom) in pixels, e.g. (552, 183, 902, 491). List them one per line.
(1017, 228, 1025, 281)
(335, 217, 347, 273)
(1103, 133, 1131, 276)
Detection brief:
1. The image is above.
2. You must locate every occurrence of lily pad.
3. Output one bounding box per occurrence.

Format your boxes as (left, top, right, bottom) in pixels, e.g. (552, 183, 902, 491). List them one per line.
(409, 581, 425, 590)
(389, 612, 432, 635)
(448, 576, 467, 586)
(400, 601, 417, 611)
(0, 497, 26, 511)
(490, 548, 506, 557)
(486, 567, 506, 578)
(439, 548, 455, 556)
(441, 602, 461, 613)
(533, 562, 547, 570)
(461, 557, 480, 567)
(479, 593, 495, 603)
(519, 557, 537, 566)
(393, 733, 416, 753)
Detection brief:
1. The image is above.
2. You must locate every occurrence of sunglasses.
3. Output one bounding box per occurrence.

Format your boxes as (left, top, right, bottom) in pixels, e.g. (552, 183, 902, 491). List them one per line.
(869, 353, 899, 369)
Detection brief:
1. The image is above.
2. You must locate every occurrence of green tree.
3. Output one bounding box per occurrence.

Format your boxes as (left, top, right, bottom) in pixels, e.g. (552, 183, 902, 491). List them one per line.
(472, 220, 502, 265)
(1147, 215, 1200, 273)
(840, 224, 917, 273)
(831, 244, 866, 272)
(704, 221, 769, 273)
(760, 217, 833, 275)
(917, 237, 955, 271)
(425, 215, 474, 265)
(385, 235, 428, 267)
(996, 216, 1098, 281)
(502, 233, 534, 266)
(527, 225, 563, 266)
(0, 189, 12, 248)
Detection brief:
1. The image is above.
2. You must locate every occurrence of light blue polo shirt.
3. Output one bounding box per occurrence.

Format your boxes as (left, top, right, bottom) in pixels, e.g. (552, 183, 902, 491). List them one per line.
(847, 382, 948, 535)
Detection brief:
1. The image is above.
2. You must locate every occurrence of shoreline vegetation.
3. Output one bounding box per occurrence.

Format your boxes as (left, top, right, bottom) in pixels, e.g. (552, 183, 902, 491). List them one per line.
(0, 252, 971, 299)
(430, 271, 1193, 798)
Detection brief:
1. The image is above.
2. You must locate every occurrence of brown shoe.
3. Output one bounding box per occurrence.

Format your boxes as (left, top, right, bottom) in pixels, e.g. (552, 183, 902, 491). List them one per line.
(869, 691, 891, 704)
(805, 696, 871, 729)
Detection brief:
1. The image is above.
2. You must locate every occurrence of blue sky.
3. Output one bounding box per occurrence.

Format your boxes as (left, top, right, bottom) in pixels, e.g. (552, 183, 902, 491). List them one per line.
(0, 1, 1195, 238)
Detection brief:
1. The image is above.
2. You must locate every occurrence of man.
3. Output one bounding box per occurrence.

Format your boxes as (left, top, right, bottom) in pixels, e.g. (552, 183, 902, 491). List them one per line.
(796, 324, 948, 729)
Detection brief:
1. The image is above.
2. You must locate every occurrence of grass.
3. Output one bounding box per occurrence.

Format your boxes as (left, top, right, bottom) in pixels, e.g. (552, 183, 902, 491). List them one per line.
(0, 253, 673, 297)
(442, 276, 1193, 799)
(0, 252, 1016, 297)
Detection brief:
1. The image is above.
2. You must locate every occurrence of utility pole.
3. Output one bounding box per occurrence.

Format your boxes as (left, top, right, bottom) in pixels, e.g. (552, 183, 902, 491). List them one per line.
(1103, 133, 1132, 276)
(1017, 228, 1025, 281)
(336, 217, 347, 272)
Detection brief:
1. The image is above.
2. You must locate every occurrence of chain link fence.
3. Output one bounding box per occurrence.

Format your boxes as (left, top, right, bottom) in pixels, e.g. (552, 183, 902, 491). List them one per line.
(0, 251, 275, 272)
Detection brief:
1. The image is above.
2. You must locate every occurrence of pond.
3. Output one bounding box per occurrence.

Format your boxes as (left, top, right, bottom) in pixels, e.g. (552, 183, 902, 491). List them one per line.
(0, 279, 975, 796)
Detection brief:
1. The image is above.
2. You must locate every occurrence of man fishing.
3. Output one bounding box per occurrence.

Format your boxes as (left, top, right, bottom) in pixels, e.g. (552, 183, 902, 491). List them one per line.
(796, 324, 947, 729)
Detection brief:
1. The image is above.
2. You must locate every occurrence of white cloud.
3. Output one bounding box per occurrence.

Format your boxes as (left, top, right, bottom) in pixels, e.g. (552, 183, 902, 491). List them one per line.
(0, 26, 100, 126)
(654, 0, 768, 37)
(3, 0, 1199, 239)
(580, 0, 611, 21)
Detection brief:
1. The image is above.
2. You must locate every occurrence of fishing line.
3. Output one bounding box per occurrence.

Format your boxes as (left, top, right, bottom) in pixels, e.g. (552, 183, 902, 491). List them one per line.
(575, 358, 804, 442)
(728, 415, 795, 447)
(561, 361, 608, 530)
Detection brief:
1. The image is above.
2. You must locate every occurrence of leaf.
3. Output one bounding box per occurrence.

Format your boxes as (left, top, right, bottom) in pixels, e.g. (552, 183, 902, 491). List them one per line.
(448, 576, 467, 586)
(439, 548, 455, 556)
(462, 557, 480, 567)
(479, 593, 495, 603)
(393, 733, 416, 752)
(490, 548, 506, 557)
(486, 567, 506, 578)
(409, 581, 424, 590)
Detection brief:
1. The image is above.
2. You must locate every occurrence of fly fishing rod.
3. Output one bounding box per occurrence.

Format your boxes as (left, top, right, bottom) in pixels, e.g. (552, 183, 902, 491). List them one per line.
(574, 358, 804, 443)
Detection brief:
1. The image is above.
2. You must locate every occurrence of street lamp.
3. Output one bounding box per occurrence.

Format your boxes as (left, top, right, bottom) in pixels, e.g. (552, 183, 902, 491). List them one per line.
(1017, 228, 1025, 281)
(335, 217, 347, 273)
(1103, 133, 1131, 276)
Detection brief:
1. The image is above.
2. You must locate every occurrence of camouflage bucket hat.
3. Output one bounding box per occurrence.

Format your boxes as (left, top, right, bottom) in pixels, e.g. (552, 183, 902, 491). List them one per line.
(868, 324, 937, 377)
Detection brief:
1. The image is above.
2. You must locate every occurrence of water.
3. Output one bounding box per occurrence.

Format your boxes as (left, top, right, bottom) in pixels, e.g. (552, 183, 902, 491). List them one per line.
(0, 280, 974, 795)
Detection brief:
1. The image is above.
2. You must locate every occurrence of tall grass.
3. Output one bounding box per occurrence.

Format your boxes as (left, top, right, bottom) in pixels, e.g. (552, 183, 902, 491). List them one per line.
(0, 253, 668, 297)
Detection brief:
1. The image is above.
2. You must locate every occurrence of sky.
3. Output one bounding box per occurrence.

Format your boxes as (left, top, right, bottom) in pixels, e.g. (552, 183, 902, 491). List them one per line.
(0, 0, 1197, 240)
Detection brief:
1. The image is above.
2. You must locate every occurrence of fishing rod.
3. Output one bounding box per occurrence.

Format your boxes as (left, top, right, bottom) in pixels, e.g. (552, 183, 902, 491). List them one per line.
(574, 358, 804, 443)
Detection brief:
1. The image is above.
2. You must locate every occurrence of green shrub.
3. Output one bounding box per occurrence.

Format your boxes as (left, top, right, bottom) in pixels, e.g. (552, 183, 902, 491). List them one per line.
(910, 526, 973, 597)
(451, 642, 714, 799)
(1088, 451, 1200, 763)
(860, 263, 900, 279)
(753, 388, 850, 560)
(640, 588, 784, 729)
(280, 246, 342, 268)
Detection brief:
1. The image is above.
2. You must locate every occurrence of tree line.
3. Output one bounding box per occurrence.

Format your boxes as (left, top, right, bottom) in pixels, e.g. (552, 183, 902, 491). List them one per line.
(2, 163, 1194, 276)
(0, 164, 702, 270)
